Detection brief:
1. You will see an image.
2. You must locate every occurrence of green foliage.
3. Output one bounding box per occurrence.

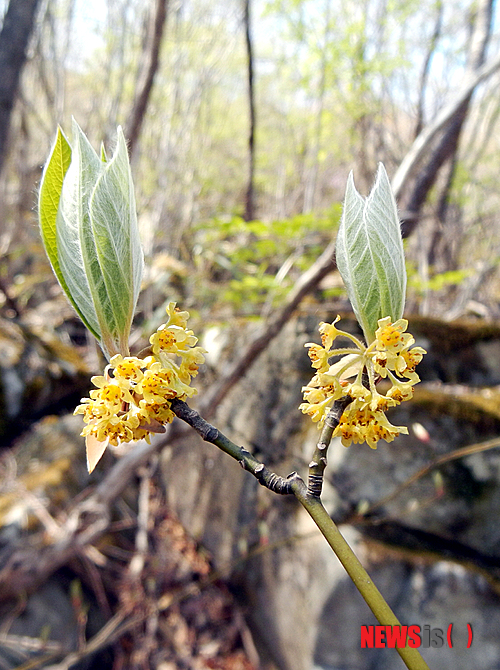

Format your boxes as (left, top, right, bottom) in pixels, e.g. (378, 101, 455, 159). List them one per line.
(39, 120, 144, 358)
(407, 264, 471, 293)
(193, 206, 342, 316)
(8, 0, 500, 335)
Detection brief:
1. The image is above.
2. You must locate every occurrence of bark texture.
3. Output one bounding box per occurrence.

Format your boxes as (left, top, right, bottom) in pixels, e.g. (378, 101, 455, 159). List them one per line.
(125, 0, 169, 158)
(0, 0, 41, 174)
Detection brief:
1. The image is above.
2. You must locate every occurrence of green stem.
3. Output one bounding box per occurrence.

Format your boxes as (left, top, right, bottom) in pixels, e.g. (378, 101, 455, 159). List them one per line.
(171, 399, 431, 670)
(291, 477, 431, 670)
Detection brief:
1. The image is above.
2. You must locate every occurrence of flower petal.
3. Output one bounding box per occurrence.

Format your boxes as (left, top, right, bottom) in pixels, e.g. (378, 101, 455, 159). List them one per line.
(86, 434, 109, 473)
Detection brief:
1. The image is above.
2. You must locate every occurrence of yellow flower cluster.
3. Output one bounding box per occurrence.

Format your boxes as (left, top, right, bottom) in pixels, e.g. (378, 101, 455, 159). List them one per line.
(75, 302, 205, 450)
(299, 316, 426, 449)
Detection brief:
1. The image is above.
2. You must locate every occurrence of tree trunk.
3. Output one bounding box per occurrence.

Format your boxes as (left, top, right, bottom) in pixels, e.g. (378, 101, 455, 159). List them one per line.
(125, 0, 169, 158)
(243, 0, 256, 222)
(0, 0, 41, 175)
(398, 0, 494, 237)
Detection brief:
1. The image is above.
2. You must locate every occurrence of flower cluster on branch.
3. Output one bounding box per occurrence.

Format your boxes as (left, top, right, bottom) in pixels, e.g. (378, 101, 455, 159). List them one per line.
(299, 316, 426, 449)
(75, 303, 205, 449)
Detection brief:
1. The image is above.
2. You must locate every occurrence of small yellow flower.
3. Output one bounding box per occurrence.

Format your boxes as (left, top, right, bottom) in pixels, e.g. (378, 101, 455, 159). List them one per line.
(375, 317, 413, 352)
(345, 383, 370, 402)
(134, 364, 172, 404)
(306, 343, 330, 372)
(334, 406, 408, 450)
(138, 399, 175, 425)
(369, 390, 397, 412)
(179, 347, 206, 381)
(299, 394, 333, 424)
(110, 354, 145, 383)
(400, 346, 426, 373)
(372, 349, 403, 377)
(386, 382, 414, 403)
(91, 378, 133, 407)
(150, 324, 198, 355)
(165, 301, 190, 328)
(318, 315, 342, 350)
(302, 386, 331, 405)
(82, 414, 134, 446)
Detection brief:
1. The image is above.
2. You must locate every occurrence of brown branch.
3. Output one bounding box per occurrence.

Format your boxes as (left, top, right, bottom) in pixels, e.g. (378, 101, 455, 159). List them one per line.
(0, 0, 41, 175)
(400, 0, 493, 237)
(243, 0, 256, 222)
(413, 0, 443, 139)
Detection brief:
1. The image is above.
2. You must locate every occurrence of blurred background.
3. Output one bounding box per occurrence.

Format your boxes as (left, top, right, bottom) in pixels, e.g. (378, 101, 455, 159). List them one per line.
(2, 0, 500, 668)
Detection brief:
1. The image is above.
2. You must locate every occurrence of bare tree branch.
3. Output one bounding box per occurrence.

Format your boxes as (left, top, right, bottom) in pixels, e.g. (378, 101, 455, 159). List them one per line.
(0, 433, 166, 599)
(398, 0, 494, 243)
(413, 0, 443, 139)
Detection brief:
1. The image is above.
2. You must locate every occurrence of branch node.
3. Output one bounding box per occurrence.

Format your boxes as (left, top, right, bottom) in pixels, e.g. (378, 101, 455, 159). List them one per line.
(307, 473, 323, 498)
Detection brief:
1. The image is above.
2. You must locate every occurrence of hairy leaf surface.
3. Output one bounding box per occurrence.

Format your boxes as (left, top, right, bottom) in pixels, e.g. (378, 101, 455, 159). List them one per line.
(336, 164, 406, 343)
(56, 120, 104, 341)
(90, 127, 144, 355)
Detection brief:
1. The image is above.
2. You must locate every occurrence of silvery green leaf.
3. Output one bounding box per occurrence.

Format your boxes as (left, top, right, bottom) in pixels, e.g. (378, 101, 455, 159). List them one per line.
(40, 121, 145, 358)
(56, 120, 104, 341)
(89, 127, 144, 356)
(335, 163, 406, 343)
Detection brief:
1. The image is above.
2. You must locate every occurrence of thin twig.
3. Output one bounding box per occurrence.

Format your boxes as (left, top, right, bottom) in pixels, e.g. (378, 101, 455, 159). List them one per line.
(170, 398, 430, 670)
(392, 49, 500, 199)
(128, 462, 154, 578)
(290, 478, 430, 670)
